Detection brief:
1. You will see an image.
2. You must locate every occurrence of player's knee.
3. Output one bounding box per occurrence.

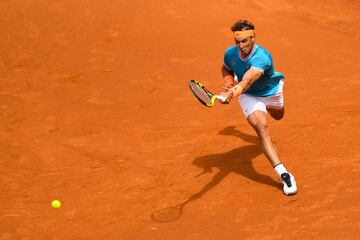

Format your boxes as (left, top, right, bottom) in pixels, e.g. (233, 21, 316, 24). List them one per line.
(255, 123, 269, 136)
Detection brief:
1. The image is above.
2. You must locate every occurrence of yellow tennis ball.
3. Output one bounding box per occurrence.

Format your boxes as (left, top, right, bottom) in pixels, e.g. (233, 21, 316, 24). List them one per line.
(51, 200, 61, 208)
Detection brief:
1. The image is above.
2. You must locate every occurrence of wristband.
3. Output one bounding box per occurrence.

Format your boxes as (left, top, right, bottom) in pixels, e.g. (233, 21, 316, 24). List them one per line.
(230, 84, 243, 97)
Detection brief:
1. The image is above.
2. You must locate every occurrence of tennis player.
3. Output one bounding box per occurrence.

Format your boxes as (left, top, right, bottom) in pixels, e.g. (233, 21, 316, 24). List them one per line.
(218, 19, 297, 195)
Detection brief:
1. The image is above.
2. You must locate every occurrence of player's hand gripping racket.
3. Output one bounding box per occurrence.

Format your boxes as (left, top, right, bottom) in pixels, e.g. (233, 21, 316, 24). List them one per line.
(189, 79, 226, 107)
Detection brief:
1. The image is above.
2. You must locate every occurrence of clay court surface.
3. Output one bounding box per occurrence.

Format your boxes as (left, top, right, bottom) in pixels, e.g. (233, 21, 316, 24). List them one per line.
(1, 0, 360, 239)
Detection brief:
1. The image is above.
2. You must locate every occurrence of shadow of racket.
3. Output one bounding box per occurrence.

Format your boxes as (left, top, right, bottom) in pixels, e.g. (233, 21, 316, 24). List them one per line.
(151, 199, 190, 223)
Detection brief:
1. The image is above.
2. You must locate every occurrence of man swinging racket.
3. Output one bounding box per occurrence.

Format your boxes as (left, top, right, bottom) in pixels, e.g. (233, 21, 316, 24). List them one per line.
(218, 19, 297, 195)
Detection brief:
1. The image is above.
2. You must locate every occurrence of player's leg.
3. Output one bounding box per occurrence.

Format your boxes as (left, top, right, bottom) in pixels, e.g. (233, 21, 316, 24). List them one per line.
(246, 110, 281, 166)
(239, 94, 297, 195)
(246, 110, 297, 195)
(240, 95, 283, 166)
(265, 80, 285, 120)
(267, 107, 284, 120)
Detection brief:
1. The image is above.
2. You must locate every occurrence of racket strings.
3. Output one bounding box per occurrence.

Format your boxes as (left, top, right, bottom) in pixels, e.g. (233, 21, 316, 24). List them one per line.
(190, 82, 212, 105)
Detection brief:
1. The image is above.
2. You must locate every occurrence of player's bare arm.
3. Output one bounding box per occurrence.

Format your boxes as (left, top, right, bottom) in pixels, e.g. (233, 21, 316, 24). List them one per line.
(219, 68, 263, 102)
(231, 68, 263, 97)
(222, 64, 236, 89)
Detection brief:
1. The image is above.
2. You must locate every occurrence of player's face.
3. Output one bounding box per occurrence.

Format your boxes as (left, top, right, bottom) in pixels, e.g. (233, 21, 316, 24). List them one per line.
(235, 36, 255, 57)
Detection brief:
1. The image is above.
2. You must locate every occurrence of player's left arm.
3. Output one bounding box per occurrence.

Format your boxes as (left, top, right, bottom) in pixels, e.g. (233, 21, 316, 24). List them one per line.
(230, 69, 263, 97)
(219, 68, 263, 100)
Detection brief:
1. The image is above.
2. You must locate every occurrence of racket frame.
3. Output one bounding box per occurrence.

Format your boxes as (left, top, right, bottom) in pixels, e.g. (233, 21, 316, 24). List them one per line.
(188, 79, 225, 107)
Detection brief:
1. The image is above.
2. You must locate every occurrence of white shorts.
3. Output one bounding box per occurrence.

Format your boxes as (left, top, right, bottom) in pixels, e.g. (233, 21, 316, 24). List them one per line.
(239, 80, 284, 118)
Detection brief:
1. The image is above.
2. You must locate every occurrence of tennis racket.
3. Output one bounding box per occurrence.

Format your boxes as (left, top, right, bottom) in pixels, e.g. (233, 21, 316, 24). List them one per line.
(189, 79, 226, 107)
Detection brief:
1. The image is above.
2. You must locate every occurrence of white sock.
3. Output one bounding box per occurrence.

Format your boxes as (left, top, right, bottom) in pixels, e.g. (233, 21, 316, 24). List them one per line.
(274, 163, 287, 177)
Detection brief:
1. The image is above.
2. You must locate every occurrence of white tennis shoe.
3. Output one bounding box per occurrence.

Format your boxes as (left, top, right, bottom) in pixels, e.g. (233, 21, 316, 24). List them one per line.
(281, 172, 297, 195)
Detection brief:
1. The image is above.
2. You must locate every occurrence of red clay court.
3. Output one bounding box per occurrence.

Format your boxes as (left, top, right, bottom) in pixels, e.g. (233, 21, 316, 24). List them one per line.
(1, 0, 360, 239)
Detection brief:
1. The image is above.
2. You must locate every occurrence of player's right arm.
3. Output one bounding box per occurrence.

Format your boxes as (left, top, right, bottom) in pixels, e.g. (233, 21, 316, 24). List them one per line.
(217, 64, 236, 104)
(221, 64, 236, 90)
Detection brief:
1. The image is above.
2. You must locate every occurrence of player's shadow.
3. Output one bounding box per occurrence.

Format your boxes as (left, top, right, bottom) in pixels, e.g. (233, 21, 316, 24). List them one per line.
(151, 126, 281, 223)
(188, 126, 281, 203)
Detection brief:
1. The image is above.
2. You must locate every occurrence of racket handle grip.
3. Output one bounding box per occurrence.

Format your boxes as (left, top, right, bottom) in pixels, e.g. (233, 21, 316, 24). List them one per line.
(217, 95, 226, 102)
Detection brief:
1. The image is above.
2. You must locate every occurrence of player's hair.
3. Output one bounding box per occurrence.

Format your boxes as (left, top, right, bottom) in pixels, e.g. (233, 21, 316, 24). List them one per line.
(231, 20, 255, 31)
